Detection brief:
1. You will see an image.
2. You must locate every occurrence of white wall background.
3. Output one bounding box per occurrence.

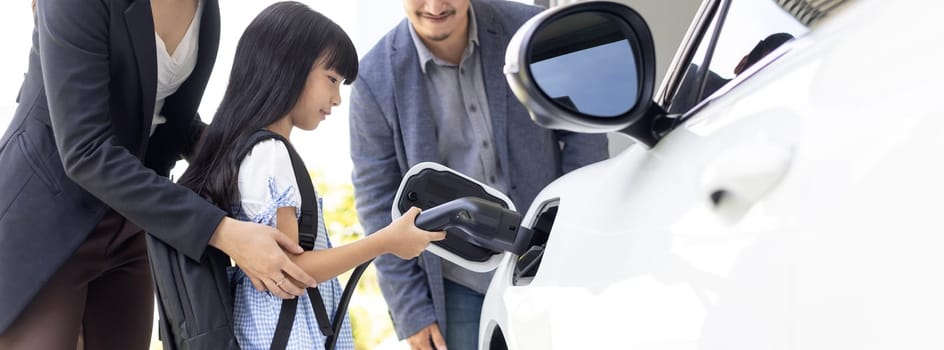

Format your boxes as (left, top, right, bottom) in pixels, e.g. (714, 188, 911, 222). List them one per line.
(0, 3, 33, 138)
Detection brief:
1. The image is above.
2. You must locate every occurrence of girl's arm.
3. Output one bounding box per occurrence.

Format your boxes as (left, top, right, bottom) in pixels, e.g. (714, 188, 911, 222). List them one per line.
(275, 206, 444, 283)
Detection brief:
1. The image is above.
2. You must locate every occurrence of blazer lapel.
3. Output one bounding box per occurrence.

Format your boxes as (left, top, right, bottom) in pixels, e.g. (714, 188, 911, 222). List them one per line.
(391, 21, 440, 164)
(195, 0, 220, 89)
(124, 0, 157, 144)
(474, 1, 512, 178)
(177, 0, 220, 110)
(160, 0, 220, 123)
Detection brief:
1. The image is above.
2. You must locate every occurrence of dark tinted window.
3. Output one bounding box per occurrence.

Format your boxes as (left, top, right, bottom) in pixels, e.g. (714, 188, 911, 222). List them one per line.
(668, 0, 807, 114)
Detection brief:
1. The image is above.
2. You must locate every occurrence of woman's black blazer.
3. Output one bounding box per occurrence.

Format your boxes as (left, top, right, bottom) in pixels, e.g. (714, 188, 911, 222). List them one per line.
(0, 0, 227, 332)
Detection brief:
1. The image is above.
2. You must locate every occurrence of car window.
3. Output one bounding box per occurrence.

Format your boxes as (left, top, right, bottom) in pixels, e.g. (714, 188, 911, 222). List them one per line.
(667, 0, 808, 114)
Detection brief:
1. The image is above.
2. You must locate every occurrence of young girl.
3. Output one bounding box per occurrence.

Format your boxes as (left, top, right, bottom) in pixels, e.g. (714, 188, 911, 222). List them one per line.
(177, 2, 445, 349)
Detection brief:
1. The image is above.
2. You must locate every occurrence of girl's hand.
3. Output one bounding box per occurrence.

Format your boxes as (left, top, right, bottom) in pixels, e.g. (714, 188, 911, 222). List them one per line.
(382, 207, 446, 259)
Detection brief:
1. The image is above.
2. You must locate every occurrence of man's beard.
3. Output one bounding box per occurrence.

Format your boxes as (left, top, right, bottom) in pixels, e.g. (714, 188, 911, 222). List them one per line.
(417, 9, 457, 42)
(427, 32, 453, 42)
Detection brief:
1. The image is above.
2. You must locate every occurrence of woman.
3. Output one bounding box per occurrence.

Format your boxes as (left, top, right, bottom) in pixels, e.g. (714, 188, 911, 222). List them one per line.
(0, 1, 317, 348)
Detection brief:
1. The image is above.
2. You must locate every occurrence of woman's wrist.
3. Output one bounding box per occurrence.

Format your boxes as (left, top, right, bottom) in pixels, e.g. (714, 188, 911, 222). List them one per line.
(208, 216, 235, 251)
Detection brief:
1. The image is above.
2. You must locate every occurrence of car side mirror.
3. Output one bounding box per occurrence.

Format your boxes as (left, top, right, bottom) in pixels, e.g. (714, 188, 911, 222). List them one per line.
(504, 1, 658, 144)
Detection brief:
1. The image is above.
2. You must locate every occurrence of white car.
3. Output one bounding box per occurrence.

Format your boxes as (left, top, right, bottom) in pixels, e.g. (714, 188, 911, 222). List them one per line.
(395, 0, 944, 348)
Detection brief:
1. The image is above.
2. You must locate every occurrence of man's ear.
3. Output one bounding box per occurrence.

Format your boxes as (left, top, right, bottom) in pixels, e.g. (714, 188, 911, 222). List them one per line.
(733, 55, 749, 75)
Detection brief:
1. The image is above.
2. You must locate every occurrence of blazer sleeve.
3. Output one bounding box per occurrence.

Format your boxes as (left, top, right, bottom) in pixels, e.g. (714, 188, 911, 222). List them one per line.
(37, 1, 225, 260)
(348, 75, 438, 339)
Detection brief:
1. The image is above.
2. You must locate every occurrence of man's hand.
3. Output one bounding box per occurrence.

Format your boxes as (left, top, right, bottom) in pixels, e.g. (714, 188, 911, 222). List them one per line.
(208, 217, 317, 299)
(406, 323, 447, 350)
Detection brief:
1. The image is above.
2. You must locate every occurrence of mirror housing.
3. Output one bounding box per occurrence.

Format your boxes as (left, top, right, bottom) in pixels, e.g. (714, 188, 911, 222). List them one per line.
(504, 1, 658, 145)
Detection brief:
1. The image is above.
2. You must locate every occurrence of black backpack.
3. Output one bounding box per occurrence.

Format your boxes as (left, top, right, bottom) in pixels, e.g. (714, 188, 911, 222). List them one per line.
(147, 130, 368, 350)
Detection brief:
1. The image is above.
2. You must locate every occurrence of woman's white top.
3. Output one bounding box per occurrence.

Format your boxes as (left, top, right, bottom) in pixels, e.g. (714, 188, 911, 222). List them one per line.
(151, 0, 203, 136)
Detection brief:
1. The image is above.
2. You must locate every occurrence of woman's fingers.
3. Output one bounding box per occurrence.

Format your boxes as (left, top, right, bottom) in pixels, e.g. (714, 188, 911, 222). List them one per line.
(213, 218, 316, 297)
(269, 271, 307, 298)
(276, 262, 312, 295)
(270, 230, 317, 289)
(271, 227, 305, 255)
(262, 275, 293, 299)
(250, 277, 265, 292)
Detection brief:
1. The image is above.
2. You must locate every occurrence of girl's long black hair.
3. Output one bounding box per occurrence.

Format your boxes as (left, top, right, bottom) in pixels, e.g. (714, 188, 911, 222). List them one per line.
(178, 1, 358, 209)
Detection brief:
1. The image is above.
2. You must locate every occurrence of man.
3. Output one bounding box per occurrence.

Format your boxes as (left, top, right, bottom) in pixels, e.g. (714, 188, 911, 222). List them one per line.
(349, 0, 609, 349)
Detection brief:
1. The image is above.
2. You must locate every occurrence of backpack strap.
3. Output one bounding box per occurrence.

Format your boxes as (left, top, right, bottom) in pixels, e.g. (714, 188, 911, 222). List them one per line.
(237, 130, 334, 348)
(270, 299, 298, 350)
(239, 130, 319, 253)
(279, 135, 335, 339)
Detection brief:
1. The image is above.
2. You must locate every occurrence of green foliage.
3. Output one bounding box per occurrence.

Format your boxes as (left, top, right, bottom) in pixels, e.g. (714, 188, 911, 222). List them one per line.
(313, 171, 364, 243)
(311, 170, 396, 350)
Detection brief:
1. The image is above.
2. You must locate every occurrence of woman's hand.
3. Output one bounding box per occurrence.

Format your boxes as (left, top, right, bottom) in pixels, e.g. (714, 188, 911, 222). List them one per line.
(208, 217, 318, 299)
(380, 207, 446, 259)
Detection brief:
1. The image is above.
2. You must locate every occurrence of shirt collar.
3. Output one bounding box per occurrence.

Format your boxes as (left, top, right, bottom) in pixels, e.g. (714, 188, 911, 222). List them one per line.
(409, 4, 480, 74)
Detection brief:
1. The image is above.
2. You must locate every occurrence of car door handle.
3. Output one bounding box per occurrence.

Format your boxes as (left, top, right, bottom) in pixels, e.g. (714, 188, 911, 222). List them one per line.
(700, 144, 793, 214)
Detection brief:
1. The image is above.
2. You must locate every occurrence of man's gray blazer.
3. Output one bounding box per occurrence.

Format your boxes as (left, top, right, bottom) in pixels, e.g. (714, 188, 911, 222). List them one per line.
(349, 0, 609, 340)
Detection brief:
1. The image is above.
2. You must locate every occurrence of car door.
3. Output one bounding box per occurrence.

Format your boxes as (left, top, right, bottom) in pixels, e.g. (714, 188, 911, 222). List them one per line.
(494, 0, 815, 348)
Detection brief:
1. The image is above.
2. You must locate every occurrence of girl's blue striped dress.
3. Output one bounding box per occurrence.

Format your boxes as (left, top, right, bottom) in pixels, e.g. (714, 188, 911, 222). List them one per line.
(227, 139, 354, 350)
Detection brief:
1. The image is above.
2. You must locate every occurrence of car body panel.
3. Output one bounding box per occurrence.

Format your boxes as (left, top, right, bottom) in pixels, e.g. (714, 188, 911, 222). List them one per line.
(410, 0, 944, 348)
